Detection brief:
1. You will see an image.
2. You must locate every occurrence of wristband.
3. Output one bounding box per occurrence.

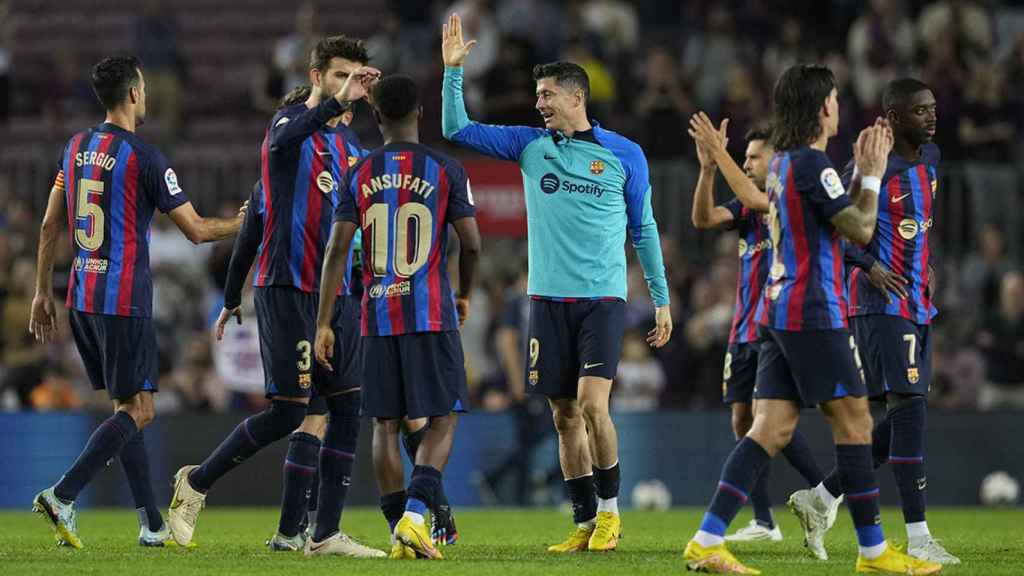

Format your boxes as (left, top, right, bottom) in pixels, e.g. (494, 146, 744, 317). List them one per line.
(861, 176, 881, 193)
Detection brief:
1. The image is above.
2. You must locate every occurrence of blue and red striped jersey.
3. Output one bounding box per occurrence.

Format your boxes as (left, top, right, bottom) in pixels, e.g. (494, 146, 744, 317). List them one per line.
(59, 122, 188, 317)
(337, 142, 476, 336)
(253, 99, 365, 293)
(760, 147, 852, 331)
(844, 144, 939, 324)
(723, 199, 770, 344)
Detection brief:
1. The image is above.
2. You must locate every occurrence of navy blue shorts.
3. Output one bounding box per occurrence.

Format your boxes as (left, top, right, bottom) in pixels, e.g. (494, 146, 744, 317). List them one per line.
(851, 315, 931, 398)
(254, 287, 361, 400)
(361, 331, 469, 419)
(69, 310, 158, 401)
(755, 327, 867, 408)
(723, 341, 759, 405)
(526, 298, 625, 399)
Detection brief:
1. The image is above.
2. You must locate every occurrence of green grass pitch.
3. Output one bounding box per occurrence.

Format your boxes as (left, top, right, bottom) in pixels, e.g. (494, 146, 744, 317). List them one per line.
(2, 507, 1022, 574)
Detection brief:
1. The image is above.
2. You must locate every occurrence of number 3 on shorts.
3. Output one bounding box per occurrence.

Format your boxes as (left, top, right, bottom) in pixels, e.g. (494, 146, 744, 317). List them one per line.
(296, 340, 312, 372)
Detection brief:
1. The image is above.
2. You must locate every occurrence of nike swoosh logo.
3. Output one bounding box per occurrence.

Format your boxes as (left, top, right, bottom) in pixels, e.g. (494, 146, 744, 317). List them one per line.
(316, 151, 332, 156)
(583, 362, 604, 370)
(544, 154, 556, 160)
(891, 193, 911, 202)
(170, 495, 182, 510)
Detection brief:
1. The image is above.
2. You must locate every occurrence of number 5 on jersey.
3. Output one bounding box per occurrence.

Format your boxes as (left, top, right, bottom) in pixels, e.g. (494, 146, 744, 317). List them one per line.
(75, 178, 105, 251)
(363, 202, 433, 278)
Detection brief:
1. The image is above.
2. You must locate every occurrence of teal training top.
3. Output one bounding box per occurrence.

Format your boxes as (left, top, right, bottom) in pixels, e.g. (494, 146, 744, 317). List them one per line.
(441, 67, 670, 306)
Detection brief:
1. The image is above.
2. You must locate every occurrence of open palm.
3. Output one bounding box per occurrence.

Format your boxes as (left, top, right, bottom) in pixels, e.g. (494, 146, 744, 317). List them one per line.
(442, 13, 477, 67)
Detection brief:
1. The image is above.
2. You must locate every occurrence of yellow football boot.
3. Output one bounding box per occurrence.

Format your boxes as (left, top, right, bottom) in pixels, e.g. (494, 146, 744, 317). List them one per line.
(395, 516, 442, 560)
(389, 540, 417, 559)
(588, 512, 621, 551)
(683, 539, 762, 574)
(547, 524, 595, 553)
(856, 543, 942, 574)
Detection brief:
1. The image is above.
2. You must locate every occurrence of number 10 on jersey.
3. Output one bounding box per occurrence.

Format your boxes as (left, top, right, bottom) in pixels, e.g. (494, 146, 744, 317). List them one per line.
(363, 202, 433, 278)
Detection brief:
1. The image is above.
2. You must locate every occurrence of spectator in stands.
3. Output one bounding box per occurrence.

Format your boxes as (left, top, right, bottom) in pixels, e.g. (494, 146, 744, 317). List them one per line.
(42, 45, 96, 127)
(494, 0, 564, 62)
(975, 271, 1024, 410)
(135, 0, 186, 144)
(366, 10, 418, 79)
(579, 0, 639, 61)
(962, 224, 1014, 323)
(762, 17, 813, 90)
(612, 330, 666, 412)
(918, 0, 993, 70)
(682, 5, 743, 114)
(0, 1, 10, 125)
(274, 1, 319, 94)
(482, 36, 537, 126)
(1, 258, 48, 408)
(960, 64, 1019, 258)
(847, 0, 916, 116)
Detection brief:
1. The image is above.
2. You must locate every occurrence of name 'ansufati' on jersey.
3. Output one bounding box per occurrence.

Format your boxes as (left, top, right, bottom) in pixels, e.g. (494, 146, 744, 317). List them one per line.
(253, 99, 365, 294)
(722, 199, 771, 344)
(337, 142, 475, 337)
(60, 122, 188, 317)
(844, 144, 940, 324)
(760, 147, 852, 332)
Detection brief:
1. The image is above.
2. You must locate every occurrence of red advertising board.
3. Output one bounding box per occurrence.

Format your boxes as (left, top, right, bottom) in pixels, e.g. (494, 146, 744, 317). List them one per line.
(463, 159, 527, 237)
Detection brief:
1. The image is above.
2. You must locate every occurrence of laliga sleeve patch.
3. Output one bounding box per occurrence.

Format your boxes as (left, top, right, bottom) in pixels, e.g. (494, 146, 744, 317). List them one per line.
(466, 179, 475, 206)
(820, 167, 844, 200)
(164, 168, 182, 196)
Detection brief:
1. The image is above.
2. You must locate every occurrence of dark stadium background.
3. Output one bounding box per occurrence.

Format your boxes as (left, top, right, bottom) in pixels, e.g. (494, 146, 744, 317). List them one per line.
(0, 0, 1022, 509)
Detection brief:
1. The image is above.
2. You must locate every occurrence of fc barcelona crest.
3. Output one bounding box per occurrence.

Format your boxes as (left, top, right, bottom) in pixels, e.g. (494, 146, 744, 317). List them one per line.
(590, 160, 605, 175)
(528, 370, 539, 387)
(907, 367, 920, 384)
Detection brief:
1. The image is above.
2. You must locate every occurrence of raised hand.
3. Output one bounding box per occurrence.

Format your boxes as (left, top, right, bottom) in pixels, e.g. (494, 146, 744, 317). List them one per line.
(336, 66, 382, 104)
(688, 113, 729, 168)
(442, 13, 477, 68)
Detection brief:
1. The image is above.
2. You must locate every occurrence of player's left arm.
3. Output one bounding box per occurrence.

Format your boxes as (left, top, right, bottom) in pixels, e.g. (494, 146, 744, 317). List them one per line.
(29, 171, 67, 343)
(216, 182, 264, 340)
(315, 179, 360, 370)
(144, 153, 245, 243)
(622, 146, 672, 348)
(447, 161, 481, 328)
(689, 113, 769, 213)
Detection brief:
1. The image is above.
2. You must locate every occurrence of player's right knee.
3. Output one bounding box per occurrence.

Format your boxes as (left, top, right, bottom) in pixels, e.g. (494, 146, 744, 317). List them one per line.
(551, 409, 584, 434)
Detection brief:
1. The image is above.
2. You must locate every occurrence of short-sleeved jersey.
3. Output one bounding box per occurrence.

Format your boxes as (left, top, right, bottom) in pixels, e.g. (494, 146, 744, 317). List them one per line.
(760, 147, 852, 331)
(60, 122, 188, 317)
(844, 144, 939, 324)
(253, 99, 365, 293)
(723, 199, 771, 344)
(337, 142, 475, 337)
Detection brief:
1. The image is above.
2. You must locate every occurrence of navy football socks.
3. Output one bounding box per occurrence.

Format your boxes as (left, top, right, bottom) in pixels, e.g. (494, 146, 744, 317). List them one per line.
(888, 397, 927, 524)
(565, 474, 598, 525)
(836, 444, 886, 554)
(406, 465, 442, 519)
(278, 431, 320, 537)
(313, 393, 360, 542)
(189, 400, 306, 493)
(55, 411, 138, 502)
(781, 427, 825, 486)
(698, 437, 771, 541)
(750, 461, 774, 528)
(381, 490, 407, 533)
(120, 429, 163, 531)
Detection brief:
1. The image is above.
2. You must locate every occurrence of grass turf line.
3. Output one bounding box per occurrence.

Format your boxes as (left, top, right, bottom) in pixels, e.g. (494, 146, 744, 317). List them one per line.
(1, 507, 1021, 575)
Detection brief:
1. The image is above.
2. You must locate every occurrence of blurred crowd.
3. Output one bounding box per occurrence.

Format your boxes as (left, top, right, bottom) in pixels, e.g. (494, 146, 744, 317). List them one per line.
(1, 0, 1024, 414)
